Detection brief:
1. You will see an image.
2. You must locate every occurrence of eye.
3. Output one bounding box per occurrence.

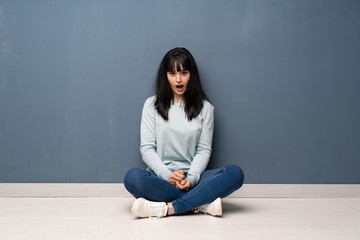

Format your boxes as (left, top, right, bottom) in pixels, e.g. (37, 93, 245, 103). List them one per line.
(168, 71, 176, 77)
(181, 71, 189, 76)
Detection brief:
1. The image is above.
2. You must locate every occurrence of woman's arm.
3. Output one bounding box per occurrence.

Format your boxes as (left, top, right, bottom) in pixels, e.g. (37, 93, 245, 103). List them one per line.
(140, 97, 172, 181)
(186, 103, 215, 187)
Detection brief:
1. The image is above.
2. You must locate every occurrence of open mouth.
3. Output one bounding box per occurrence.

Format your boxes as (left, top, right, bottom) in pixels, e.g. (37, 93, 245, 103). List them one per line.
(176, 85, 184, 90)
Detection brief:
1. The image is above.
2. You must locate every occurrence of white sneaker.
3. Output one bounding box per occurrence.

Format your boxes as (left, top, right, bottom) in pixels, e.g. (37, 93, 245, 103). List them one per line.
(196, 198, 222, 216)
(131, 198, 168, 218)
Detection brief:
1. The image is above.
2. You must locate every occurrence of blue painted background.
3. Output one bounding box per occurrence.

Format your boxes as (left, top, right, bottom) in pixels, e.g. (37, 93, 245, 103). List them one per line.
(0, 0, 359, 183)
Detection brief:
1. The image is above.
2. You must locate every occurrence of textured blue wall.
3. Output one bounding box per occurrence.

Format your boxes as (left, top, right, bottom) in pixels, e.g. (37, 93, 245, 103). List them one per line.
(0, 0, 359, 183)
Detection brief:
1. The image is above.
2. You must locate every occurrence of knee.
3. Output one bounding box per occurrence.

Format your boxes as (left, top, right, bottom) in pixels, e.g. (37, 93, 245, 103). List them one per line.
(123, 167, 144, 190)
(226, 164, 245, 189)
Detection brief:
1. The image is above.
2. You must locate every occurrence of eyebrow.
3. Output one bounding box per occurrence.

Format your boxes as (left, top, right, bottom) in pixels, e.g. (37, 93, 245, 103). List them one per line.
(168, 69, 189, 73)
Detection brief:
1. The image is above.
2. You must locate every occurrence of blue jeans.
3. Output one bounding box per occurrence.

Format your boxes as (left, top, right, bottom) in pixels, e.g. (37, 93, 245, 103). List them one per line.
(124, 165, 244, 215)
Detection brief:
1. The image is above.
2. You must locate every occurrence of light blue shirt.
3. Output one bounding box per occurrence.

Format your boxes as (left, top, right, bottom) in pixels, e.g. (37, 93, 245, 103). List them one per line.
(140, 96, 214, 186)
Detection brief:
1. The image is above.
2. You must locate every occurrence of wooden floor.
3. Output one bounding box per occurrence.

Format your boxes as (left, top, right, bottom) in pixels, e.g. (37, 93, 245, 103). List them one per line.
(1, 197, 359, 240)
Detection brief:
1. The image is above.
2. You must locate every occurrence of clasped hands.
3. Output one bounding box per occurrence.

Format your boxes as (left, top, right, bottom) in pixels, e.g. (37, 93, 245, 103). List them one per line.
(168, 170, 191, 191)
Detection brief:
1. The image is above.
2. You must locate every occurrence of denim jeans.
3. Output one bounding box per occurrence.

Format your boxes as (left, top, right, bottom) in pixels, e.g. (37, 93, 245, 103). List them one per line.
(124, 165, 244, 215)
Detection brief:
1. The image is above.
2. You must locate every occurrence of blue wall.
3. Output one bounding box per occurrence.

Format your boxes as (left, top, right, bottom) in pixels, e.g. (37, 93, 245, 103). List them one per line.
(0, 0, 359, 183)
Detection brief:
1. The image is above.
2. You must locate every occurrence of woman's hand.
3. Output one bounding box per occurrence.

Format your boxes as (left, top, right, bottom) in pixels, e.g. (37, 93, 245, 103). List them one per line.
(169, 170, 185, 186)
(176, 179, 191, 191)
(168, 170, 191, 190)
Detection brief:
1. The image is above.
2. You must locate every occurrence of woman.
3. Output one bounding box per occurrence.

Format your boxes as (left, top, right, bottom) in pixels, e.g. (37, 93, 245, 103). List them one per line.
(124, 47, 244, 218)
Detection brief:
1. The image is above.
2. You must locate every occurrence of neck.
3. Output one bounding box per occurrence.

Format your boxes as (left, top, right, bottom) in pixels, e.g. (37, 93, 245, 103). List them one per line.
(173, 95, 184, 105)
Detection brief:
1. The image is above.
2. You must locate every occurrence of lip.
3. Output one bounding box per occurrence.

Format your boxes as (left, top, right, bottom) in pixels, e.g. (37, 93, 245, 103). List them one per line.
(175, 85, 184, 92)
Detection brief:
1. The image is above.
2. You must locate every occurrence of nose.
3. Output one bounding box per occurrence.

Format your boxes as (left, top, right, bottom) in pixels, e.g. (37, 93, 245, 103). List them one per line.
(176, 73, 181, 82)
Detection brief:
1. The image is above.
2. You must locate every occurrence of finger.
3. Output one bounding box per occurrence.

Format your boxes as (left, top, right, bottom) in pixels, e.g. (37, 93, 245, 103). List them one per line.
(169, 174, 181, 184)
(182, 179, 191, 190)
(176, 181, 190, 190)
(175, 181, 184, 189)
(170, 174, 183, 182)
(173, 171, 185, 179)
(172, 171, 185, 181)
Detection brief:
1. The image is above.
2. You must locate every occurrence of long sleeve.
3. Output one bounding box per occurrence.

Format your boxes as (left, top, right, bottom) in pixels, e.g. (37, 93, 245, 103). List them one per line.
(186, 104, 214, 186)
(139, 97, 172, 181)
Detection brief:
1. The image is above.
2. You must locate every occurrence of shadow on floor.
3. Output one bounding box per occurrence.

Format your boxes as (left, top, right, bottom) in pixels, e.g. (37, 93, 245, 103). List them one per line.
(222, 199, 255, 214)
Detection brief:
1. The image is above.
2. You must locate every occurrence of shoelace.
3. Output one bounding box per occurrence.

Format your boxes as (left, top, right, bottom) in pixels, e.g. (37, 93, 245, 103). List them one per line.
(148, 205, 165, 219)
(193, 206, 207, 215)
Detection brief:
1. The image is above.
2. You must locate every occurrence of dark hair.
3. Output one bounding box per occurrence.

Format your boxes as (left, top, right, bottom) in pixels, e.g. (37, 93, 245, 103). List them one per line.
(154, 47, 208, 121)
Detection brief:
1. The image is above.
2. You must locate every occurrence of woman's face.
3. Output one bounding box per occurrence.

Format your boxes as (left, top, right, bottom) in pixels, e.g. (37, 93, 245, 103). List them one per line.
(167, 63, 190, 103)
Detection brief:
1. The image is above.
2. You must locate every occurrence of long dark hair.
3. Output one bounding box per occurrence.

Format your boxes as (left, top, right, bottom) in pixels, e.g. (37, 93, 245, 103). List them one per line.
(154, 47, 208, 121)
